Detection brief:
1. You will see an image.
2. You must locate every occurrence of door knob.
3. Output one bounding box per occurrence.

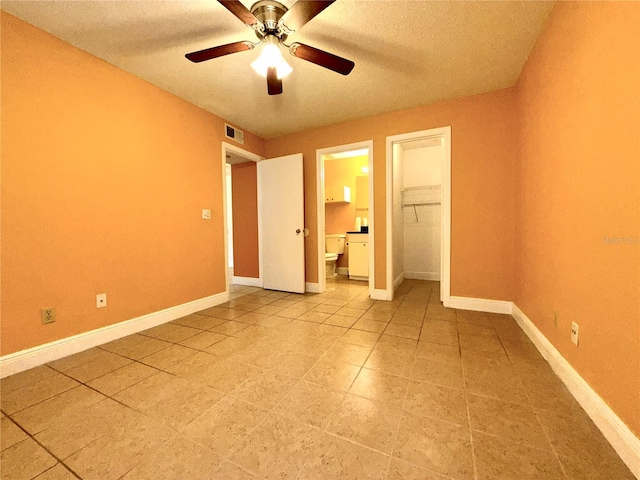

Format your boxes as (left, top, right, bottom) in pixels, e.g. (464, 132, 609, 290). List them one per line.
(296, 229, 301, 235)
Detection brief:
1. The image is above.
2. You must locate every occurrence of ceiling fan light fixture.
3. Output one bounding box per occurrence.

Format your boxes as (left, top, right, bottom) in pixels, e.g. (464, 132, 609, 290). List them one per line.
(251, 36, 292, 79)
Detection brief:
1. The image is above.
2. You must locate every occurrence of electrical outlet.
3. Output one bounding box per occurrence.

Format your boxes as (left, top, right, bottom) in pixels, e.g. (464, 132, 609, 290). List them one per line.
(571, 322, 579, 346)
(554, 312, 558, 328)
(202, 209, 211, 220)
(96, 293, 107, 308)
(41, 308, 56, 324)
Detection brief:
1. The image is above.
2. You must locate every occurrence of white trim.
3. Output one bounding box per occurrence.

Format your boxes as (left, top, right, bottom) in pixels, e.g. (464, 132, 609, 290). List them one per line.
(0, 292, 229, 378)
(404, 271, 440, 281)
(221, 142, 263, 300)
(336, 267, 349, 275)
(512, 304, 640, 478)
(385, 127, 451, 303)
(227, 266, 234, 284)
(371, 288, 393, 301)
(316, 140, 374, 297)
(393, 272, 405, 289)
(315, 149, 326, 294)
(305, 282, 321, 293)
(447, 296, 513, 314)
(231, 276, 262, 288)
(366, 144, 375, 300)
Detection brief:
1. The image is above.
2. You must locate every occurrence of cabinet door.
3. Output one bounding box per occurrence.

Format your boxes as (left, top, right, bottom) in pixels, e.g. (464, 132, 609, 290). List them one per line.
(325, 186, 333, 203)
(348, 242, 369, 277)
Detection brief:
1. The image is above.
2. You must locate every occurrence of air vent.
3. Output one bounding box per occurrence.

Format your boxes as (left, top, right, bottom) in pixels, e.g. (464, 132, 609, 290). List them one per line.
(225, 124, 244, 145)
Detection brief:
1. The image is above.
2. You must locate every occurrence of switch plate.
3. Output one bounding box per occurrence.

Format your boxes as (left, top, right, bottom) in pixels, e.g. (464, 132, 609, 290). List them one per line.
(202, 209, 211, 220)
(96, 293, 107, 308)
(41, 308, 56, 324)
(571, 322, 579, 346)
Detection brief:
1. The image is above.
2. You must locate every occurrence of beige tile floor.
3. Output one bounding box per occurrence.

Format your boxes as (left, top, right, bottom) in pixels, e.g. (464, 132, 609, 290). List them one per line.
(1, 278, 634, 480)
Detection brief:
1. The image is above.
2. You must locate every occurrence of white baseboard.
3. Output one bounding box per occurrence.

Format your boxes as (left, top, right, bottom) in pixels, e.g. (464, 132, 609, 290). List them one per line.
(512, 304, 640, 478)
(371, 288, 393, 301)
(393, 272, 405, 289)
(336, 267, 349, 275)
(231, 276, 262, 287)
(0, 291, 229, 378)
(404, 271, 440, 281)
(305, 282, 321, 293)
(446, 295, 513, 314)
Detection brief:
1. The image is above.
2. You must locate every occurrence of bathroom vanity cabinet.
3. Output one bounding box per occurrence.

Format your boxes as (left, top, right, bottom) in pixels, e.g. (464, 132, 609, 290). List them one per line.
(347, 233, 369, 280)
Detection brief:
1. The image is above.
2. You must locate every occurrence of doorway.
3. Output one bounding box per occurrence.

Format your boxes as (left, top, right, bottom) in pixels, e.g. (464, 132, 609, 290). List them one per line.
(316, 141, 374, 296)
(222, 142, 263, 294)
(386, 127, 451, 304)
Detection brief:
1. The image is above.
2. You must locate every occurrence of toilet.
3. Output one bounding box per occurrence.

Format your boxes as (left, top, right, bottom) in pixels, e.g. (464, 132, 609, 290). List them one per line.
(325, 234, 346, 279)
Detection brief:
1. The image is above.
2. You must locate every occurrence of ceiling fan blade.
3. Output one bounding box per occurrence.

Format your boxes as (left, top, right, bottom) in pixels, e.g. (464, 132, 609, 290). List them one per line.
(267, 67, 283, 95)
(289, 42, 354, 75)
(185, 41, 254, 63)
(279, 1, 335, 32)
(218, 0, 260, 27)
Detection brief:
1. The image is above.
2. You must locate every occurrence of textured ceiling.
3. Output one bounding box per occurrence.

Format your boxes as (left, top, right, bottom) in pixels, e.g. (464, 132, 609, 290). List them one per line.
(1, 1, 554, 139)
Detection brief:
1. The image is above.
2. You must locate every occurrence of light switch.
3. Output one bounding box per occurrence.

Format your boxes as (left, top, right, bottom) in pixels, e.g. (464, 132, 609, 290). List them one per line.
(202, 209, 211, 220)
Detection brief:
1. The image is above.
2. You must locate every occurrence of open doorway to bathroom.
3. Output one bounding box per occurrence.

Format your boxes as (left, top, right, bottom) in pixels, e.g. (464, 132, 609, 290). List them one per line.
(386, 127, 451, 304)
(316, 141, 374, 296)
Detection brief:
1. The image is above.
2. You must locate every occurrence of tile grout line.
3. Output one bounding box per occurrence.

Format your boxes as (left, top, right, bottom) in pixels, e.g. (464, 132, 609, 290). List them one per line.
(459, 307, 481, 480)
(2, 413, 83, 479)
(384, 281, 423, 477)
(517, 366, 571, 479)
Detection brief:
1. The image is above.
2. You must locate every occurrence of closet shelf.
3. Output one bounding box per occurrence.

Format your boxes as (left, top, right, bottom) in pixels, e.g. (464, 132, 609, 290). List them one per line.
(401, 201, 441, 206)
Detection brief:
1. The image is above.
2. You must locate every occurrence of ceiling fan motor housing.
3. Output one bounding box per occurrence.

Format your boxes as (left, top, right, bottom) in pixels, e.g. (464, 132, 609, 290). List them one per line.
(251, 1, 289, 41)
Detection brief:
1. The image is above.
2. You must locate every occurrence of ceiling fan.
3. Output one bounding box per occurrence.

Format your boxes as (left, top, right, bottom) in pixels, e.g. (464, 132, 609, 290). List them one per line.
(185, 0, 355, 95)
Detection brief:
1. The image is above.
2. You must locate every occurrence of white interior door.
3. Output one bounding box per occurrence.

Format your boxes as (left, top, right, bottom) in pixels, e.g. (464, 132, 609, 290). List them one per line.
(258, 154, 305, 293)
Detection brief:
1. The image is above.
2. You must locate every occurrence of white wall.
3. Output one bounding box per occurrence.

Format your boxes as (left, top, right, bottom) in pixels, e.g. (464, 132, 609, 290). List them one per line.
(392, 143, 404, 286)
(401, 143, 443, 280)
(403, 144, 442, 187)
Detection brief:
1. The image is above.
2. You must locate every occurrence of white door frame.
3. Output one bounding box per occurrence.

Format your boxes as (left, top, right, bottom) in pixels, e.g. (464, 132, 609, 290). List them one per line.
(221, 142, 264, 295)
(316, 140, 374, 297)
(385, 127, 452, 304)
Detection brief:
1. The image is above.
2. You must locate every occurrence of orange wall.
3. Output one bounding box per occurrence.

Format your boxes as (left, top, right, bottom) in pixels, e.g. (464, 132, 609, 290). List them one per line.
(231, 162, 260, 278)
(515, 2, 640, 434)
(325, 155, 369, 268)
(0, 13, 264, 355)
(266, 89, 517, 297)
